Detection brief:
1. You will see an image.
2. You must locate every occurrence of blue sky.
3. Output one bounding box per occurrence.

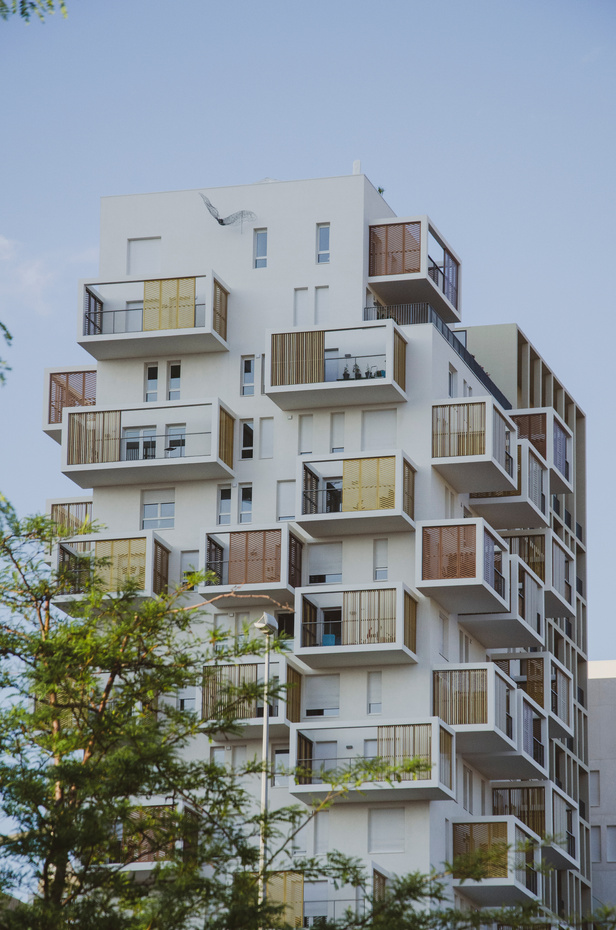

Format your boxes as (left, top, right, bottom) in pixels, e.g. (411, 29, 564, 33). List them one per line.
(0, 0, 614, 657)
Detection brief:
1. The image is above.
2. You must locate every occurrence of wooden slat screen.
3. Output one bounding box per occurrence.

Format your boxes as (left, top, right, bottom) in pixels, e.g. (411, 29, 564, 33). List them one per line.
(402, 460, 415, 519)
(297, 732, 314, 785)
(432, 402, 486, 458)
(228, 530, 281, 585)
(267, 871, 304, 929)
(452, 821, 508, 878)
(83, 286, 103, 335)
(342, 457, 395, 512)
(422, 524, 476, 580)
(270, 331, 325, 386)
(342, 588, 396, 645)
(433, 668, 488, 725)
(369, 222, 421, 276)
(525, 657, 545, 708)
(49, 370, 96, 424)
(377, 723, 431, 781)
(439, 727, 453, 789)
(301, 597, 318, 647)
(403, 591, 417, 653)
(373, 869, 388, 901)
(504, 533, 545, 581)
(202, 663, 258, 720)
(288, 532, 303, 588)
(123, 806, 174, 863)
(393, 330, 406, 390)
(302, 466, 319, 515)
(553, 421, 569, 478)
(50, 501, 92, 534)
(218, 408, 234, 468)
(212, 279, 228, 340)
(492, 786, 546, 837)
(68, 410, 121, 466)
(143, 277, 195, 331)
(493, 409, 509, 470)
(94, 537, 147, 592)
(206, 536, 224, 583)
(286, 665, 302, 723)
(153, 539, 169, 595)
(511, 413, 547, 460)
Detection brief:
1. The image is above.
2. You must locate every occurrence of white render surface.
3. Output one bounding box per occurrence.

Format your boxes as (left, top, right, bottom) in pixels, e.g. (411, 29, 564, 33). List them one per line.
(589, 661, 616, 907)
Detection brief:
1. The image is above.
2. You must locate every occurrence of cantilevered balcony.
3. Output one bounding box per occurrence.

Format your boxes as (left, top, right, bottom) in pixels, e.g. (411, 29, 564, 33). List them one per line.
(469, 439, 549, 529)
(290, 718, 455, 802)
(78, 274, 229, 359)
(296, 452, 415, 537)
(202, 657, 302, 739)
(416, 519, 509, 613)
(492, 781, 579, 870)
(43, 367, 97, 442)
(48, 497, 93, 535)
(264, 321, 407, 409)
(54, 531, 170, 608)
(460, 555, 544, 649)
(511, 408, 573, 494)
(492, 652, 573, 739)
(501, 528, 575, 619)
(432, 664, 517, 776)
(431, 398, 517, 493)
(295, 583, 417, 668)
(61, 401, 235, 488)
(451, 816, 541, 905)
(200, 525, 304, 608)
(368, 218, 461, 323)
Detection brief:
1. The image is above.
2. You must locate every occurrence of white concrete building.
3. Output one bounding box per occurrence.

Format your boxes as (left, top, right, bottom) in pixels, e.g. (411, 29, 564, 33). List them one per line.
(43, 172, 591, 922)
(589, 661, 616, 909)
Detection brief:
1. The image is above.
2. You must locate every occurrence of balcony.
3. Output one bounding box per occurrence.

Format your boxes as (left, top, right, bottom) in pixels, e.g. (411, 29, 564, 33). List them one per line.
(295, 583, 417, 668)
(290, 718, 455, 802)
(43, 367, 97, 442)
(492, 781, 579, 871)
(200, 525, 304, 608)
(492, 652, 573, 739)
(469, 439, 549, 530)
(510, 408, 573, 494)
(78, 274, 229, 359)
(49, 498, 93, 535)
(501, 528, 575, 619)
(54, 531, 170, 607)
(461, 555, 544, 649)
(431, 398, 517, 493)
(264, 321, 407, 410)
(61, 401, 235, 488)
(416, 519, 509, 613)
(202, 657, 302, 739)
(451, 816, 541, 905)
(296, 452, 415, 537)
(368, 218, 461, 323)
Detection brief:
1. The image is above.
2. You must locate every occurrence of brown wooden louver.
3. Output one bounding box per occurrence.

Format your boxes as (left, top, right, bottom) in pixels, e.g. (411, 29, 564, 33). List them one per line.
(393, 330, 406, 390)
(228, 530, 281, 585)
(422, 524, 476, 580)
(212, 279, 228, 340)
(143, 278, 195, 331)
(67, 410, 121, 466)
(511, 413, 547, 460)
(218, 408, 234, 468)
(492, 785, 546, 837)
(271, 331, 325, 386)
(49, 371, 96, 424)
(433, 668, 488, 725)
(153, 540, 170, 595)
(369, 222, 421, 277)
(287, 533, 303, 588)
(452, 821, 508, 878)
(285, 666, 302, 723)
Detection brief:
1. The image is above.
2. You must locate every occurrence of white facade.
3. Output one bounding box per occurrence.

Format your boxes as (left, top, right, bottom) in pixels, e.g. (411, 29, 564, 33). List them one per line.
(44, 173, 591, 921)
(589, 661, 616, 908)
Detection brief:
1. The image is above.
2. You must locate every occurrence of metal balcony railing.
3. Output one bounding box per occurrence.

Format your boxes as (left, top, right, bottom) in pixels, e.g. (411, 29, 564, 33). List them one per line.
(84, 303, 206, 335)
(324, 353, 386, 382)
(532, 738, 545, 767)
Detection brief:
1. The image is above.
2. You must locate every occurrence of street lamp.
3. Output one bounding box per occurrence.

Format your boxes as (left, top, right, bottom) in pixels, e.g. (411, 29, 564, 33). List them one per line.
(254, 612, 278, 907)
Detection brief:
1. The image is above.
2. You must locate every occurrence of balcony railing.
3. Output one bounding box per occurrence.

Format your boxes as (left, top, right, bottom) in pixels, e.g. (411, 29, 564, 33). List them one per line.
(301, 456, 415, 523)
(300, 588, 416, 653)
(205, 529, 303, 590)
(58, 537, 169, 596)
(324, 353, 386, 382)
(84, 301, 206, 335)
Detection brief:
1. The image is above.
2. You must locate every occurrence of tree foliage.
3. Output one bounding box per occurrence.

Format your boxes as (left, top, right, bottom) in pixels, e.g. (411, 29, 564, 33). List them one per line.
(0, 0, 66, 21)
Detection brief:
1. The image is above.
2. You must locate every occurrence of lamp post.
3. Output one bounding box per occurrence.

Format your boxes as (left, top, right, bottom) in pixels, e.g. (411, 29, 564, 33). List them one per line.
(254, 612, 278, 908)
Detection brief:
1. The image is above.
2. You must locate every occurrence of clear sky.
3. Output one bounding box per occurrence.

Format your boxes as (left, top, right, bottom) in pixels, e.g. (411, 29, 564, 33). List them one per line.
(0, 0, 614, 657)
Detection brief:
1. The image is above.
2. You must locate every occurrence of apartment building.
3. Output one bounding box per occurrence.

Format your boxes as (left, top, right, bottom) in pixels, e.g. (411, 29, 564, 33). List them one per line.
(588, 661, 616, 908)
(42, 172, 591, 923)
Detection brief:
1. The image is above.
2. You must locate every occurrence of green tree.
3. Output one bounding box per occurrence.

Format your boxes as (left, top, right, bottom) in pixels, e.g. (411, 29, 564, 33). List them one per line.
(0, 502, 588, 929)
(0, 323, 11, 385)
(0, 0, 66, 21)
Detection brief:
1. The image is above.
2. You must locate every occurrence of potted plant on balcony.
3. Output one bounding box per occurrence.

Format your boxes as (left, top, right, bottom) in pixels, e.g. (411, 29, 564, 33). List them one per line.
(353, 362, 362, 380)
(342, 365, 350, 380)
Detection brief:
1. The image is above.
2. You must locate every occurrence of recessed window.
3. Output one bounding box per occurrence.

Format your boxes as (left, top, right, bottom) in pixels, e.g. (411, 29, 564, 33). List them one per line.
(123, 427, 156, 461)
(210, 746, 226, 766)
(167, 362, 181, 401)
(217, 487, 231, 525)
(330, 412, 344, 454)
(177, 686, 196, 712)
(259, 418, 273, 459)
(277, 480, 295, 522)
(316, 224, 330, 263)
(240, 420, 254, 459)
(373, 539, 388, 581)
(304, 674, 339, 717)
(463, 765, 473, 813)
(145, 364, 158, 402)
(241, 357, 255, 396)
(368, 808, 404, 853)
(298, 414, 313, 455)
(367, 671, 382, 715)
(141, 488, 175, 529)
(448, 364, 457, 398)
(165, 424, 186, 458)
(239, 485, 252, 523)
(308, 543, 342, 584)
(254, 229, 268, 268)
(272, 747, 290, 787)
(180, 550, 199, 589)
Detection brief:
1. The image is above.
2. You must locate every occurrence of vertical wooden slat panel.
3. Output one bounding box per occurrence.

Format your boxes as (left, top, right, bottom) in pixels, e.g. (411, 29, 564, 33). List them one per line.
(153, 540, 169, 595)
(288, 533, 302, 588)
(49, 370, 97, 424)
(50, 501, 92, 534)
(432, 403, 486, 457)
(302, 466, 319, 515)
(94, 537, 146, 592)
(403, 591, 417, 653)
(369, 223, 421, 276)
(393, 330, 406, 391)
(402, 460, 415, 519)
(228, 531, 281, 585)
(512, 413, 547, 460)
(218, 408, 234, 468)
(267, 872, 304, 929)
(422, 525, 476, 580)
(376, 723, 431, 781)
(213, 279, 228, 340)
(433, 669, 488, 725)
(302, 597, 317, 647)
(342, 457, 395, 512)
(439, 727, 453, 788)
(297, 732, 313, 784)
(452, 822, 508, 878)
(68, 410, 121, 465)
(286, 666, 301, 723)
(270, 331, 325, 386)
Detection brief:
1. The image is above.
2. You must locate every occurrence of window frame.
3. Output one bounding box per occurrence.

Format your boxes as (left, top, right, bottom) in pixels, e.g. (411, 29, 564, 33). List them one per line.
(254, 229, 268, 269)
(241, 356, 255, 396)
(316, 223, 330, 264)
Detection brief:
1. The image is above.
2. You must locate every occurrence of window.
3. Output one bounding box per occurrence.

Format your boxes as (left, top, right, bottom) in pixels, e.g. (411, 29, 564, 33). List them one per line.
(361, 409, 396, 450)
(145, 364, 158, 402)
(177, 686, 196, 712)
(367, 671, 382, 714)
(210, 746, 226, 766)
(298, 414, 313, 454)
(277, 480, 295, 521)
(180, 551, 199, 589)
(217, 486, 231, 525)
(330, 412, 344, 453)
(459, 630, 471, 663)
(316, 224, 330, 263)
(463, 379, 473, 397)
(272, 747, 290, 787)
(141, 488, 174, 529)
(165, 424, 186, 457)
(277, 612, 295, 646)
(462, 765, 473, 813)
(364, 739, 378, 759)
(239, 485, 252, 523)
(368, 808, 404, 853)
(167, 362, 181, 401)
(591, 825, 601, 862)
(241, 356, 255, 396)
(259, 418, 273, 459)
(314, 811, 329, 854)
(607, 826, 616, 862)
(590, 770, 600, 806)
(448, 364, 457, 398)
(127, 237, 161, 276)
(373, 539, 388, 581)
(232, 745, 246, 768)
(439, 613, 449, 660)
(123, 427, 156, 461)
(304, 674, 339, 717)
(308, 543, 342, 584)
(254, 229, 267, 268)
(240, 420, 254, 459)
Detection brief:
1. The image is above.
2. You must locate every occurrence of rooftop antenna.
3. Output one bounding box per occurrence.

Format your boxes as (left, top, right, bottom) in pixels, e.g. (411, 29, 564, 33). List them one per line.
(198, 193, 256, 231)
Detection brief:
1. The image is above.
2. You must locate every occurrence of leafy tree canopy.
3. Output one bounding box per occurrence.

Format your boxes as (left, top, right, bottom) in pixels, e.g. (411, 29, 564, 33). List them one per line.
(0, 0, 66, 21)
